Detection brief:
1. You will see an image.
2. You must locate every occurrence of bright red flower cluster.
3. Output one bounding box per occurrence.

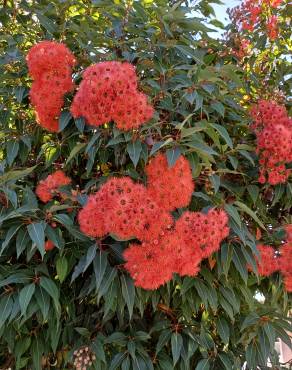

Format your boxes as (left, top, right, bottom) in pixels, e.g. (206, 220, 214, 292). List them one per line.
(124, 209, 229, 290)
(27, 41, 75, 132)
(229, 0, 282, 40)
(78, 177, 173, 242)
(255, 225, 292, 292)
(250, 100, 292, 185)
(36, 170, 71, 203)
(78, 153, 229, 290)
(254, 244, 279, 276)
(71, 61, 154, 130)
(145, 153, 194, 211)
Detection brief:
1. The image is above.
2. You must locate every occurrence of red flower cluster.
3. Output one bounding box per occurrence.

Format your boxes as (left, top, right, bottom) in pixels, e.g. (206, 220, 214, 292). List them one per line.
(78, 153, 229, 290)
(255, 225, 292, 292)
(27, 41, 76, 132)
(145, 153, 194, 211)
(229, 0, 281, 40)
(78, 177, 173, 242)
(36, 170, 71, 203)
(71, 61, 154, 130)
(250, 100, 292, 185)
(254, 244, 279, 276)
(124, 209, 229, 290)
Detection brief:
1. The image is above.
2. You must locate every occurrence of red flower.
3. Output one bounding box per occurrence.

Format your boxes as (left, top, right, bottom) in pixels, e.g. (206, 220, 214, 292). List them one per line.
(146, 153, 194, 212)
(45, 240, 55, 251)
(123, 241, 174, 290)
(71, 61, 153, 131)
(78, 177, 173, 241)
(267, 15, 278, 40)
(250, 100, 292, 185)
(255, 244, 279, 276)
(175, 209, 229, 259)
(27, 41, 76, 132)
(36, 170, 71, 203)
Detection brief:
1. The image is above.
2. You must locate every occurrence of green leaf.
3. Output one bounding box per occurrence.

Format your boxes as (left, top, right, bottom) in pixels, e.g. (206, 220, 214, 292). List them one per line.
(65, 143, 86, 165)
(120, 274, 135, 319)
(16, 228, 30, 258)
(27, 222, 45, 258)
(7, 140, 19, 166)
(224, 204, 241, 228)
(185, 140, 218, 157)
(156, 330, 172, 355)
(127, 141, 142, 168)
(36, 12, 57, 34)
(0, 165, 38, 185)
(121, 356, 131, 370)
(59, 111, 72, 131)
(98, 267, 117, 299)
(166, 147, 181, 167)
(234, 201, 266, 230)
(1, 224, 21, 255)
(209, 174, 220, 194)
(15, 337, 31, 360)
(19, 283, 35, 316)
(93, 251, 108, 291)
(31, 337, 44, 370)
(241, 313, 260, 331)
(35, 286, 50, 321)
(218, 353, 233, 369)
(217, 317, 230, 344)
(109, 353, 126, 370)
(232, 246, 248, 283)
(171, 333, 183, 366)
(56, 256, 68, 283)
(211, 102, 225, 117)
(263, 322, 275, 349)
(0, 295, 13, 328)
(84, 244, 97, 271)
(150, 138, 173, 156)
(39, 277, 60, 313)
(209, 123, 233, 148)
(15, 86, 27, 103)
(196, 359, 210, 370)
(247, 185, 259, 204)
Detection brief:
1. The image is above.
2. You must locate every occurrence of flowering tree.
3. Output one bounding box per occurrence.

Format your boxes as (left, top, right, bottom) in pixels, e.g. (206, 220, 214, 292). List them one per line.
(0, 0, 291, 369)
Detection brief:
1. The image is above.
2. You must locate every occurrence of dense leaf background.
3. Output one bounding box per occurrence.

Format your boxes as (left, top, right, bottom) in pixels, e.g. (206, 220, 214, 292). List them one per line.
(0, 0, 291, 369)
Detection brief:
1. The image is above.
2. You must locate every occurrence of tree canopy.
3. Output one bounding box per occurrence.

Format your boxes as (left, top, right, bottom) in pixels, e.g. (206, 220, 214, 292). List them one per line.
(0, 1, 291, 369)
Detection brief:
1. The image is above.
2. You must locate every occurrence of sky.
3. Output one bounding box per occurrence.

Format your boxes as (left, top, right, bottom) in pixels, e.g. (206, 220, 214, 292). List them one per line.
(213, 0, 240, 25)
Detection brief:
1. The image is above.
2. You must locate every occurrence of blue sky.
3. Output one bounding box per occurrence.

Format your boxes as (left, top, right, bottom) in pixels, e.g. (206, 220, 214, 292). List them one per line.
(213, 0, 240, 25)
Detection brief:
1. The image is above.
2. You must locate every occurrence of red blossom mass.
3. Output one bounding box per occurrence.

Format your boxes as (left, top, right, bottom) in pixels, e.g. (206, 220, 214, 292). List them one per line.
(146, 153, 194, 212)
(71, 61, 154, 130)
(254, 244, 279, 276)
(27, 41, 76, 132)
(250, 100, 292, 185)
(175, 209, 230, 260)
(253, 226, 292, 292)
(36, 170, 71, 203)
(77, 154, 229, 290)
(78, 177, 173, 242)
(229, 0, 282, 40)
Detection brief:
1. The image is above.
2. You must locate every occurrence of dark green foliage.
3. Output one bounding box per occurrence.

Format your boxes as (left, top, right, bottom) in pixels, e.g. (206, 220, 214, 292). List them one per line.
(0, 0, 291, 369)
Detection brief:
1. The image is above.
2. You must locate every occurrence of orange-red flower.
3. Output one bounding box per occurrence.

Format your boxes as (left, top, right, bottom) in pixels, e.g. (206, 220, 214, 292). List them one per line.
(146, 153, 194, 212)
(36, 170, 71, 203)
(71, 61, 153, 130)
(27, 41, 76, 132)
